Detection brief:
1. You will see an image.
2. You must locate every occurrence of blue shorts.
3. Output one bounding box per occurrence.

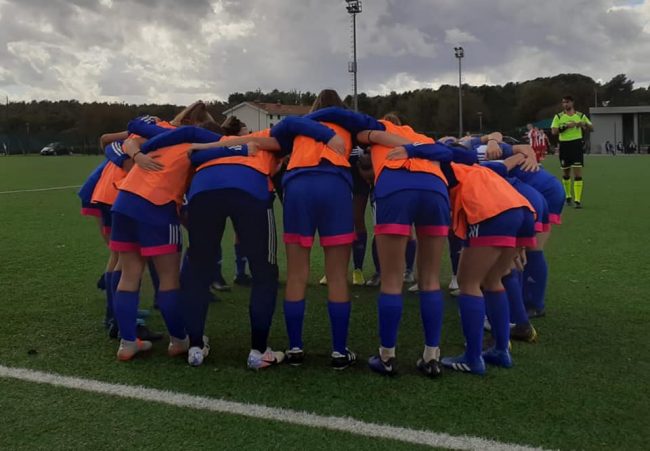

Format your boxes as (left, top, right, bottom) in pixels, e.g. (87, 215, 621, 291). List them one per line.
(465, 207, 536, 248)
(375, 189, 450, 237)
(109, 212, 182, 256)
(96, 203, 113, 237)
(283, 172, 354, 248)
(513, 182, 549, 233)
(80, 201, 101, 218)
(540, 179, 565, 225)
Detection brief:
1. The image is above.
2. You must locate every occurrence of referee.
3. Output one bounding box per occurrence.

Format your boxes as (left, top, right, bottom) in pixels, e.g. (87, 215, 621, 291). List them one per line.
(551, 95, 593, 209)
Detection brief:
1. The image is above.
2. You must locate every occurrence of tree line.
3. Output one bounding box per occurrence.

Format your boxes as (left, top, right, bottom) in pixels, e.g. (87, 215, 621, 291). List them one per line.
(1, 73, 648, 154)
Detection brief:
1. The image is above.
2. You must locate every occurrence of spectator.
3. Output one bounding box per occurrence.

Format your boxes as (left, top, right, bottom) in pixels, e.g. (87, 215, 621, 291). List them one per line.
(627, 140, 637, 154)
(616, 141, 625, 154)
(604, 140, 614, 155)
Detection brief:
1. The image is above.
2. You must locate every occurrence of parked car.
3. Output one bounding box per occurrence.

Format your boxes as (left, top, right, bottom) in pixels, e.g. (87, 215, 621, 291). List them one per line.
(40, 142, 70, 156)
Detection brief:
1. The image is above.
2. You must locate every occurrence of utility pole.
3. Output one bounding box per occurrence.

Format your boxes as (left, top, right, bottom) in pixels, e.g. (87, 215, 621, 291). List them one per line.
(454, 46, 464, 136)
(346, 1, 362, 111)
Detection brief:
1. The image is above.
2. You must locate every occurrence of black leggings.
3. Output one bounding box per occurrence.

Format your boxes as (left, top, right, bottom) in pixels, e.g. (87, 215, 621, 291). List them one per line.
(181, 189, 278, 352)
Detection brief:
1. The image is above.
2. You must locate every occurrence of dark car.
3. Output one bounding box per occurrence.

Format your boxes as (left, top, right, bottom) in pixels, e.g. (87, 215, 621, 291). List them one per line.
(40, 142, 70, 156)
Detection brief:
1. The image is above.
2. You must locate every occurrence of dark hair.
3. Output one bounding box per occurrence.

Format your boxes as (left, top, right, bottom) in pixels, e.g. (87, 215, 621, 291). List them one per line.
(309, 89, 346, 113)
(562, 95, 574, 102)
(198, 120, 223, 134)
(221, 116, 246, 136)
(382, 112, 403, 126)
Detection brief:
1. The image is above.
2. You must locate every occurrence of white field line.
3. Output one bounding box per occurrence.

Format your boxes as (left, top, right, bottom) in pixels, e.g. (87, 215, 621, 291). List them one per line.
(0, 365, 548, 451)
(0, 185, 81, 195)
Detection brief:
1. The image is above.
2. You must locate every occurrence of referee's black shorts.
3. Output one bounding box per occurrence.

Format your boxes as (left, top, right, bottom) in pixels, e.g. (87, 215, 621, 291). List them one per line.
(558, 139, 584, 169)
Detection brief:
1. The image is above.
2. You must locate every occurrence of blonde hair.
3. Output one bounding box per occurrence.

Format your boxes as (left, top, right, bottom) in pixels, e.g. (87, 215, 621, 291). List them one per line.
(382, 112, 402, 126)
(170, 101, 215, 126)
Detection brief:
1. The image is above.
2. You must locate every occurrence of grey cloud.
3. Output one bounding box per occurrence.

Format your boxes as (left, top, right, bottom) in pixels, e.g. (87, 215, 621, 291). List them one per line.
(0, 0, 648, 104)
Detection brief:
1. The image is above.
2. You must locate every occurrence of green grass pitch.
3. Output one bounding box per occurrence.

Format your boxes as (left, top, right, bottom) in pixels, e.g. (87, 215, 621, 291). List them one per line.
(0, 154, 649, 450)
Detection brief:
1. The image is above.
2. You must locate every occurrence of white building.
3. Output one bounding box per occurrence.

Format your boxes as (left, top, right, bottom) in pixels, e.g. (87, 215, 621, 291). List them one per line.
(589, 106, 650, 153)
(222, 102, 311, 132)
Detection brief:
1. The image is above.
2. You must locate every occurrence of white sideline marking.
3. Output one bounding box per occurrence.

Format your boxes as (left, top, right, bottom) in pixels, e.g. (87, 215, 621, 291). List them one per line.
(0, 365, 546, 451)
(0, 185, 81, 195)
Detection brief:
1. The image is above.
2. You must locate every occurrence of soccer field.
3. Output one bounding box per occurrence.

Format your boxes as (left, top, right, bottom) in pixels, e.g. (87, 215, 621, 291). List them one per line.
(0, 154, 649, 450)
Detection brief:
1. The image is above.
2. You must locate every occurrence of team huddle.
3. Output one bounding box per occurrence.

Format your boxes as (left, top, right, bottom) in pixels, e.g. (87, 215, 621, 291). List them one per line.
(79, 89, 570, 376)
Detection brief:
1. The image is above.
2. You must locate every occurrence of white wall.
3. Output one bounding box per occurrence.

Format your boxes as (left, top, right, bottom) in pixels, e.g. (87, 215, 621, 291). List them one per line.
(591, 114, 623, 154)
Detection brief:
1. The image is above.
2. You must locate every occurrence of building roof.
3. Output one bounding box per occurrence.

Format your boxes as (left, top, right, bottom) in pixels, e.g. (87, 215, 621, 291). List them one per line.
(223, 101, 311, 116)
(589, 105, 650, 115)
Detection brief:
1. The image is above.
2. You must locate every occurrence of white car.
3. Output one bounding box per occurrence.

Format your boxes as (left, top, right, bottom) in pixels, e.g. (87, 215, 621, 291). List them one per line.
(40, 142, 69, 156)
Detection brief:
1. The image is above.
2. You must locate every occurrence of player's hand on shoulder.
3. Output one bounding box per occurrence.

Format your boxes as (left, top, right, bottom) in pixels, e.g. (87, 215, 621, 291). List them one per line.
(327, 134, 346, 155)
(387, 146, 408, 160)
(246, 141, 259, 156)
(134, 152, 164, 171)
(519, 155, 539, 172)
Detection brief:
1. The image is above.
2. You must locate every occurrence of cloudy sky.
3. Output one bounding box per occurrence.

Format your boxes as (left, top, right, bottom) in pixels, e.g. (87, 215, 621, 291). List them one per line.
(0, 0, 648, 105)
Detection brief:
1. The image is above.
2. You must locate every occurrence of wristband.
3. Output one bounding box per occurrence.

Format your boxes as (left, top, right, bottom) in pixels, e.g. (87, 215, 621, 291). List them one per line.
(132, 150, 141, 159)
(366, 130, 373, 144)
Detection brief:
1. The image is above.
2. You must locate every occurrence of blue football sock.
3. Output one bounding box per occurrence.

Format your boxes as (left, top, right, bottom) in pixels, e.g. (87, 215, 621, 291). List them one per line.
(525, 251, 548, 310)
(419, 290, 444, 347)
(484, 290, 510, 352)
(234, 243, 247, 277)
(327, 301, 351, 354)
(104, 272, 114, 323)
(371, 237, 380, 274)
(458, 294, 485, 362)
(378, 293, 403, 348)
(352, 232, 367, 270)
(284, 300, 305, 349)
(111, 271, 121, 295)
(113, 290, 139, 341)
(503, 270, 529, 325)
(157, 289, 186, 339)
(405, 239, 416, 272)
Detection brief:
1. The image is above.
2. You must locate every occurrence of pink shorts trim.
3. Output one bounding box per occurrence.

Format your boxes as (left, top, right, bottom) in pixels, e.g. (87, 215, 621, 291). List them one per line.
(374, 224, 411, 236)
(141, 244, 179, 257)
(416, 225, 450, 237)
(101, 226, 112, 237)
(534, 222, 543, 233)
(109, 240, 140, 252)
(284, 233, 315, 248)
(517, 237, 538, 248)
(81, 207, 102, 217)
(549, 213, 562, 225)
(542, 223, 552, 233)
(468, 236, 517, 248)
(320, 232, 356, 247)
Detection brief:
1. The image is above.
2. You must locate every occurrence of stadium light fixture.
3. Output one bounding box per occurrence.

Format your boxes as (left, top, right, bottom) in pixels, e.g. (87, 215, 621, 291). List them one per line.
(454, 46, 464, 136)
(346, 0, 362, 111)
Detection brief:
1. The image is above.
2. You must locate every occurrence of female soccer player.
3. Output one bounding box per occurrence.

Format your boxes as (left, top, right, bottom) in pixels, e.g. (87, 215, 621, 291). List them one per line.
(509, 165, 564, 318)
(301, 108, 454, 376)
(108, 114, 219, 361)
(358, 114, 452, 377)
(440, 157, 536, 375)
(174, 116, 341, 368)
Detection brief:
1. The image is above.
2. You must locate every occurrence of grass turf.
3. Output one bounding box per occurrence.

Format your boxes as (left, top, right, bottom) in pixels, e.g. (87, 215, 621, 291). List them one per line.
(0, 154, 649, 450)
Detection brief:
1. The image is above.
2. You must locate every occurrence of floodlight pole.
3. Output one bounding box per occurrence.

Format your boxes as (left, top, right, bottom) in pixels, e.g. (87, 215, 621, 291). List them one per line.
(346, 1, 362, 111)
(454, 46, 464, 136)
